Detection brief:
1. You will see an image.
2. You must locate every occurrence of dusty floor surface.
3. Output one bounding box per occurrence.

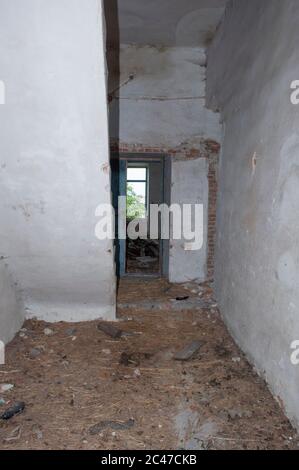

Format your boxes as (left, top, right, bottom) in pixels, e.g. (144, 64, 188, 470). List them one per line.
(0, 278, 298, 450)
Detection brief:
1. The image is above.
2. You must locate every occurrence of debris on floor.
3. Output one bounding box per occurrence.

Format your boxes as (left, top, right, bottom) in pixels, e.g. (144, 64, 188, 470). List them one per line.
(43, 328, 54, 336)
(0, 384, 14, 393)
(1, 402, 25, 421)
(119, 351, 152, 367)
(97, 322, 123, 339)
(65, 328, 77, 337)
(126, 239, 160, 274)
(0, 278, 298, 450)
(32, 424, 43, 440)
(29, 348, 42, 359)
(2, 425, 22, 443)
(173, 340, 202, 361)
(89, 419, 135, 436)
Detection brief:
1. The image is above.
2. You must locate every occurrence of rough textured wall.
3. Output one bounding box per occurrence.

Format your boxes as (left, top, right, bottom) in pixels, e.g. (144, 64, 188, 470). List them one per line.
(0, 263, 24, 344)
(109, 45, 221, 281)
(110, 45, 220, 147)
(207, 0, 299, 428)
(169, 158, 208, 283)
(0, 0, 116, 323)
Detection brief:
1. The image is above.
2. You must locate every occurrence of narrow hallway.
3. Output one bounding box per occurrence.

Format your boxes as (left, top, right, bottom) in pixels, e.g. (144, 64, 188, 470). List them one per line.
(2, 0, 299, 457)
(0, 280, 297, 450)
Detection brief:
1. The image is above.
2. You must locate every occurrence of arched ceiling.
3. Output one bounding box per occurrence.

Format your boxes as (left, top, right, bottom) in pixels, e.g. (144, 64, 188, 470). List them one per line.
(105, 0, 228, 47)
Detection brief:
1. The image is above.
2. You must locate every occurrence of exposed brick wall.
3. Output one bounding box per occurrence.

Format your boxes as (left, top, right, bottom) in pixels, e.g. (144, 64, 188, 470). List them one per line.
(110, 140, 220, 280)
(207, 153, 219, 280)
(110, 141, 219, 160)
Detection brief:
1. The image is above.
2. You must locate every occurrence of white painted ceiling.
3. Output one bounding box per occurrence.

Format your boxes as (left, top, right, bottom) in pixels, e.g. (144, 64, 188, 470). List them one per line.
(105, 0, 228, 47)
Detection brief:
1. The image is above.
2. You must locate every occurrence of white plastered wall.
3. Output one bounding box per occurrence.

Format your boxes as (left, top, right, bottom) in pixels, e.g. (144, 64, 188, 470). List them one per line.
(0, 0, 116, 329)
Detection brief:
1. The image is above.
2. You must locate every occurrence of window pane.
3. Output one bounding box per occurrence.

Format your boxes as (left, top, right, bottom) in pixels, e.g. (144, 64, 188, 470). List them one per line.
(127, 167, 147, 181)
(127, 182, 146, 219)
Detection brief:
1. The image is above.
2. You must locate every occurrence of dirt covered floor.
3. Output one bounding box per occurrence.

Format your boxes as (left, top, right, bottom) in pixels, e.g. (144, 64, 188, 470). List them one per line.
(0, 278, 298, 450)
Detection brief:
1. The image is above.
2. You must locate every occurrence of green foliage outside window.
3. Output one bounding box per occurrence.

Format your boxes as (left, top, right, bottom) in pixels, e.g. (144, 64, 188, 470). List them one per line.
(127, 184, 146, 221)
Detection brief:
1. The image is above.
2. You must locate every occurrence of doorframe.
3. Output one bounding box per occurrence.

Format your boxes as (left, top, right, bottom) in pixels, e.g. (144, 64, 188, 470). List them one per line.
(116, 153, 171, 279)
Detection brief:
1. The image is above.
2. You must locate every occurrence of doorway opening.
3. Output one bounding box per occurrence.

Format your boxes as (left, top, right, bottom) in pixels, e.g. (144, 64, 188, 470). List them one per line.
(116, 154, 170, 278)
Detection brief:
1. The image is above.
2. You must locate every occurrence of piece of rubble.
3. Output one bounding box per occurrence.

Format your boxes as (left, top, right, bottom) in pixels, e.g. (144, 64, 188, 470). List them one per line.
(32, 424, 43, 440)
(44, 328, 54, 336)
(119, 351, 151, 367)
(3, 425, 22, 443)
(0, 401, 25, 420)
(173, 340, 202, 361)
(29, 348, 41, 359)
(119, 352, 140, 367)
(0, 383, 14, 393)
(232, 356, 241, 363)
(133, 368, 141, 378)
(97, 322, 123, 339)
(226, 408, 252, 421)
(121, 331, 137, 338)
(65, 328, 77, 337)
(102, 349, 111, 355)
(89, 418, 135, 435)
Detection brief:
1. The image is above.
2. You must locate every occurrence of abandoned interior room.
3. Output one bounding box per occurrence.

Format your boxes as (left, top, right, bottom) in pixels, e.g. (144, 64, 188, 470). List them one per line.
(1, 0, 299, 453)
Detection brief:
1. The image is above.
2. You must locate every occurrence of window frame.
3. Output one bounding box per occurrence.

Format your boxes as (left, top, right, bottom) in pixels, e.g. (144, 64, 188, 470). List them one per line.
(126, 165, 149, 218)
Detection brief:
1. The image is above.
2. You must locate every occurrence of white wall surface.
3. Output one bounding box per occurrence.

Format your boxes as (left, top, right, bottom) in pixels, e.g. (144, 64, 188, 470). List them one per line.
(110, 45, 221, 147)
(207, 0, 299, 428)
(0, 263, 24, 344)
(169, 158, 209, 283)
(110, 0, 227, 47)
(109, 45, 221, 281)
(0, 0, 116, 324)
